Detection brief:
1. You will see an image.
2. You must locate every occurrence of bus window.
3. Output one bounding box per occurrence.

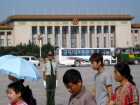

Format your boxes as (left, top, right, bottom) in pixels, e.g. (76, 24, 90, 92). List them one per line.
(62, 49, 67, 56)
(105, 49, 111, 55)
(74, 49, 77, 56)
(97, 49, 103, 55)
(81, 49, 85, 56)
(77, 49, 81, 56)
(86, 49, 91, 56)
(67, 49, 71, 56)
(90, 49, 95, 55)
(96, 49, 100, 53)
(85, 49, 88, 56)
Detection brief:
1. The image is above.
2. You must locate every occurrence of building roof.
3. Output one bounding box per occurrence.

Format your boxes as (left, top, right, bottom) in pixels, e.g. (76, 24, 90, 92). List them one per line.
(131, 24, 140, 28)
(7, 14, 134, 21)
(0, 23, 13, 30)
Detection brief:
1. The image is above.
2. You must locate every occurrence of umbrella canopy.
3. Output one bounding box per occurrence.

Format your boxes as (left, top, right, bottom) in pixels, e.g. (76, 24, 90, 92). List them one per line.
(0, 55, 41, 80)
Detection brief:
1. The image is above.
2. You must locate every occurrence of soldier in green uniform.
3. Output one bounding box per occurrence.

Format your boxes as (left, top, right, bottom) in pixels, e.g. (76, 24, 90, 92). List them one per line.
(43, 51, 57, 105)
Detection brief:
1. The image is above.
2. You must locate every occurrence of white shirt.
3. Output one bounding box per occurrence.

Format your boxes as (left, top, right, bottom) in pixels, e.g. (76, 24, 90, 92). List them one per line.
(44, 60, 57, 75)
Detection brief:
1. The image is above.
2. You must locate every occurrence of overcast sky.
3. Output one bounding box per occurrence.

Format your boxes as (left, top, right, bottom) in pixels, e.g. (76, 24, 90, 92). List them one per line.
(0, 0, 140, 23)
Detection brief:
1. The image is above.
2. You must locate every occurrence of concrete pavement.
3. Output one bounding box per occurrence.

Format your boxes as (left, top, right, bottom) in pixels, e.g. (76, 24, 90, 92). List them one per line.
(0, 65, 140, 105)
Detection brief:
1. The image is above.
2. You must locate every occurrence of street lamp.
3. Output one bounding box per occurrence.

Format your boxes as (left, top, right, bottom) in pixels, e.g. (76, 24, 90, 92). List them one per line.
(38, 35, 43, 59)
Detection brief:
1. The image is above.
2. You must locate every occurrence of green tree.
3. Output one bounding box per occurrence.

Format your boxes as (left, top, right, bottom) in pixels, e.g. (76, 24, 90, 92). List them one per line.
(42, 43, 55, 58)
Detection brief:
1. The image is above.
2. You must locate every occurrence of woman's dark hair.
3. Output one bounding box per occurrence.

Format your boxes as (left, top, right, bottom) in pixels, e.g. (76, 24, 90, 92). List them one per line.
(8, 81, 25, 97)
(89, 53, 104, 66)
(17, 79, 24, 84)
(8, 81, 36, 105)
(23, 85, 36, 105)
(63, 69, 82, 85)
(114, 62, 135, 85)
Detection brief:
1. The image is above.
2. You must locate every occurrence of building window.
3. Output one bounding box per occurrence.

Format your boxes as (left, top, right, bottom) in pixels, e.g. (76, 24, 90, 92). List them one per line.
(62, 26, 68, 34)
(90, 26, 95, 34)
(111, 26, 115, 33)
(71, 26, 79, 34)
(55, 26, 60, 46)
(0, 32, 5, 35)
(62, 26, 68, 47)
(0, 39, 4, 46)
(97, 37, 99, 48)
(104, 26, 109, 33)
(71, 26, 78, 48)
(104, 37, 106, 48)
(47, 26, 52, 34)
(32, 26, 37, 35)
(39, 26, 45, 34)
(81, 26, 87, 34)
(134, 30, 138, 33)
(7, 31, 12, 35)
(55, 26, 60, 34)
(97, 26, 102, 34)
(81, 26, 87, 48)
(90, 26, 94, 48)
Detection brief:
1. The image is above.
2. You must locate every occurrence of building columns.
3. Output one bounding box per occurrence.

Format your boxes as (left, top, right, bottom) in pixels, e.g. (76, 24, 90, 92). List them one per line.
(67, 25, 71, 48)
(58, 26, 62, 48)
(86, 25, 90, 48)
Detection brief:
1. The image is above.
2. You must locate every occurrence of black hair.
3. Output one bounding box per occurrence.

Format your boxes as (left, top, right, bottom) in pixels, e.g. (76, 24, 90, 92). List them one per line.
(8, 81, 36, 105)
(23, 85, 36, 105)
(114, 62, 135, 85)
(63, 69, 82, 85)
(89, 53, 104, 66)
(8, 81, 25, 97)
(17, 79, 24, 84)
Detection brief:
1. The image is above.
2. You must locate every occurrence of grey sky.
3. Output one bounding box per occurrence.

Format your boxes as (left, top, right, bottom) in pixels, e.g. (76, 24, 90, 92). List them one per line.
(0, 0, 140, 23)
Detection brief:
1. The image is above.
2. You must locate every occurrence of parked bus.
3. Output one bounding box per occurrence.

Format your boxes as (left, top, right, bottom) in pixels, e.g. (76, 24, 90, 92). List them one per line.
(56, 48, 117, 66)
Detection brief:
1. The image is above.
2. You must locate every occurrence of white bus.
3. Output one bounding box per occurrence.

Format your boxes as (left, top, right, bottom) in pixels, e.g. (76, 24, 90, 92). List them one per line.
(56, 48, 117, 66)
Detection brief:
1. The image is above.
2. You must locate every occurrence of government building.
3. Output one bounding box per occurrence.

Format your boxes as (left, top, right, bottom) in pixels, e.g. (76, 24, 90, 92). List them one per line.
(0, 14, 139, 48)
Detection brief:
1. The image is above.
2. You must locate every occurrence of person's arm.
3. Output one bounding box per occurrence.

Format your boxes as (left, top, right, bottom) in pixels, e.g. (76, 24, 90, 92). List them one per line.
(43, 71, 47, 80)
(43, 63, 49, 80)
(92, 86, 96, 96)
(106, 85, 113, 104)
(104, 72, 114, 104)
(132, 103, 138, 105)
(92, 73, 96, 96)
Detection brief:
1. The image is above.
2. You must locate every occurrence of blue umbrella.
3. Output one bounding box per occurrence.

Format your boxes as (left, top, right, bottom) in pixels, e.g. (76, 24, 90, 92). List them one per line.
(0, 55, 41, 80)
(0, 55, 15, 63)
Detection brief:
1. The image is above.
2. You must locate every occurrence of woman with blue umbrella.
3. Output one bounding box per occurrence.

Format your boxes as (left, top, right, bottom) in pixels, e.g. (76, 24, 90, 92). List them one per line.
(0, 55, 41, 80)
(0, 55, 40, 105)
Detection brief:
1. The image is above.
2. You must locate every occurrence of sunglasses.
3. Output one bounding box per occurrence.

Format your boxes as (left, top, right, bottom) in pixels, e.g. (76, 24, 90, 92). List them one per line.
(48, 54, 53, 56)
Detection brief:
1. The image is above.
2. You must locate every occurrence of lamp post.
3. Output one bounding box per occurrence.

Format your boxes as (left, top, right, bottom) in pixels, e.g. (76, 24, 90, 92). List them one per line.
(38, 35, 43, 59)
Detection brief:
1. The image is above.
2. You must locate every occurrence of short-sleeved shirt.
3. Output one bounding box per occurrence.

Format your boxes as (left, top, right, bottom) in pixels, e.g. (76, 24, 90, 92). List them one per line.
(113, 82, 139, 105)
(10, 100, 28, 105)
(94, 69, 113, 105)
(69, 87, 96, 105)
(44, 60, 57, 75)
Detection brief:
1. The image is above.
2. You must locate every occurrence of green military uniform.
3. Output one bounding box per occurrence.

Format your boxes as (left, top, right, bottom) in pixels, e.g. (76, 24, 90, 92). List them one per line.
(44, 59, 57, 105)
